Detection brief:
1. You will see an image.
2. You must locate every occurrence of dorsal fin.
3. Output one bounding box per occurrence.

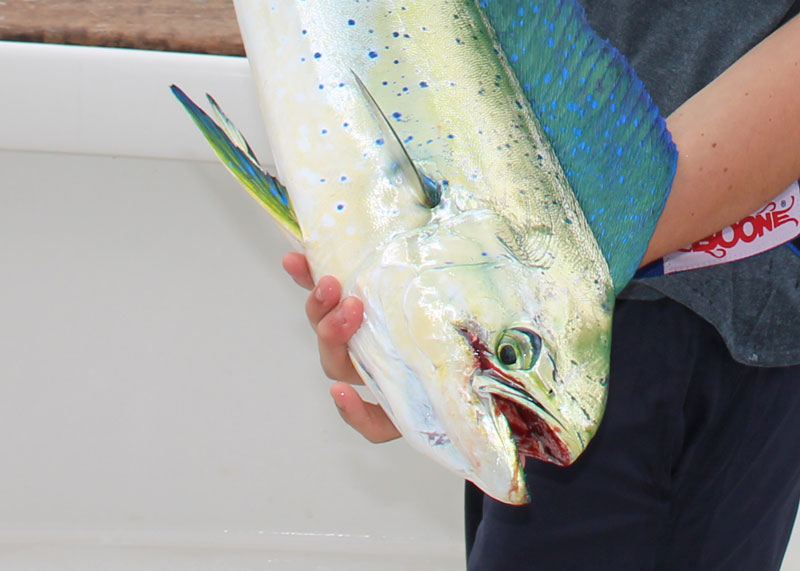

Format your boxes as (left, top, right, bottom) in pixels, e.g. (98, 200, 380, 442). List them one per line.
(351, 72, 442, 209)
(480, 0, 678, 293)
(170, 85, 302, 242)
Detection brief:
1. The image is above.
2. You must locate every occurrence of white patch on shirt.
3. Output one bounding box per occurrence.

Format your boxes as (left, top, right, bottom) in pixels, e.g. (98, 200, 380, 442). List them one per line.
(663, 181, 800, 274)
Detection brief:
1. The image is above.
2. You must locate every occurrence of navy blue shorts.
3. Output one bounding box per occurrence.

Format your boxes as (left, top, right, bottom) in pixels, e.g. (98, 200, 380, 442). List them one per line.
(466, 298, 800, 570)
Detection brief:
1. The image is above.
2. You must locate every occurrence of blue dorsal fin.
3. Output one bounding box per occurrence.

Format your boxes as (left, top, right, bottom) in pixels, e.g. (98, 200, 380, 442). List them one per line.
(351, 72, 442, 209)
(170, 85, 302, 242)
(480, 0, 678, 293)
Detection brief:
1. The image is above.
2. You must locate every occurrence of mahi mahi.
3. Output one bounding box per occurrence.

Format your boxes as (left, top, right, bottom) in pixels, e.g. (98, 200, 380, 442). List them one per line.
(172, 0, 676, 504)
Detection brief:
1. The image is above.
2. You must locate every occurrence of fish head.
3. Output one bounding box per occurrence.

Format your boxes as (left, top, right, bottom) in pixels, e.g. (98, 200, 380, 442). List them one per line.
(349, 208, 613, 504)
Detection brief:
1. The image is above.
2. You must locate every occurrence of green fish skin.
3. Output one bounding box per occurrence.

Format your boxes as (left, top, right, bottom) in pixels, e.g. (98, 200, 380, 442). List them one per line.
(174, 0, 674, 505)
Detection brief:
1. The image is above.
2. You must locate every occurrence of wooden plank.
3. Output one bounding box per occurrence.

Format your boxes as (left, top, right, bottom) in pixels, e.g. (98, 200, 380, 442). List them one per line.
(0, 0, 245, 56)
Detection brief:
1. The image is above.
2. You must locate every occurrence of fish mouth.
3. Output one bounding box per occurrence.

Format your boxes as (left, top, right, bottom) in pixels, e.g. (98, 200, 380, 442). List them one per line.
(459, 327, 574, 467)
(474, 373, 573, 466)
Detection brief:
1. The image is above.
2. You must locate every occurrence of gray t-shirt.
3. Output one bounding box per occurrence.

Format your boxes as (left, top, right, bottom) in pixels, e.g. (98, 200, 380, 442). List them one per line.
(582, 0, 800, 366)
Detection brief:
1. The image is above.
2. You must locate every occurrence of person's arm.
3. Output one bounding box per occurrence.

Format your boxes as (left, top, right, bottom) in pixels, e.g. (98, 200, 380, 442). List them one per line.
(642, 14, 800, 265)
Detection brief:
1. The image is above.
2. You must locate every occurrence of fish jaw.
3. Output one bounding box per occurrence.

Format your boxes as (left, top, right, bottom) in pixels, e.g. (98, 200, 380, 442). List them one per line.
(346, 209, 613, 504)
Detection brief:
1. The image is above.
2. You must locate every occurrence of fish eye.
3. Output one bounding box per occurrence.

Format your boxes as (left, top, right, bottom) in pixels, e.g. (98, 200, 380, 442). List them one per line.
(495, 328, 542, 370)
(498, 344, 517, 365)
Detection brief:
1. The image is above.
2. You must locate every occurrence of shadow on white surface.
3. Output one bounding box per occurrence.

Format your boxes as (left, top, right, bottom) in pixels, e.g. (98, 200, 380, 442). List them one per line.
(0, 41, 463, 569)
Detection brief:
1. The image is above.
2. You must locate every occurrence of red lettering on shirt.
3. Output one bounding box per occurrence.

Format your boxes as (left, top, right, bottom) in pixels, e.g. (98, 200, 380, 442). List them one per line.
(679, 196, 799, 259)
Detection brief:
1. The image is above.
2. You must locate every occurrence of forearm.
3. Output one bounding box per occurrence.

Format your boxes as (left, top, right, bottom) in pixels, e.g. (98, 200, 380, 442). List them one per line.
(641, 14, 800, 266)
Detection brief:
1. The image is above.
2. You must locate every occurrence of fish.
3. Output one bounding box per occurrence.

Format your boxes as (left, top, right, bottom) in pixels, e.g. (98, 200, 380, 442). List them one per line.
(171, 0, 676, 505)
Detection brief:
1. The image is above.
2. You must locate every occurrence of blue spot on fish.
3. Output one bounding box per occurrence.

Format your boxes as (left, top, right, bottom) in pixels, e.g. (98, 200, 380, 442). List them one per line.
(347, 19, 355, 26)
(368, 51, 378, 59)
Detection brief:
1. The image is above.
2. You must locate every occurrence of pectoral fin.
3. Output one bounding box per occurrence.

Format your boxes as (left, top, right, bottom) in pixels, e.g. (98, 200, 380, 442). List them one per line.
(171, 85, 302, 242)
(351, 72, 442, 209)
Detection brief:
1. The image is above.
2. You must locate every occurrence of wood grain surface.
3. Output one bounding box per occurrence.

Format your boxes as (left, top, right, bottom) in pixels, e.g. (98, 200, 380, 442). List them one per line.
(0, 0, 245, 55)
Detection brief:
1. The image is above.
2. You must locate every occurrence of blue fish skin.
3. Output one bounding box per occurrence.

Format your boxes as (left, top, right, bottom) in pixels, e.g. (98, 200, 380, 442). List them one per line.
(481, 0, 678, 292)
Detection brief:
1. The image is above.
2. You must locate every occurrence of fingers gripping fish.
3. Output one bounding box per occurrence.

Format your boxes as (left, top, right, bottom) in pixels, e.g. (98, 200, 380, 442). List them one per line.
(172, 0, 676, 504)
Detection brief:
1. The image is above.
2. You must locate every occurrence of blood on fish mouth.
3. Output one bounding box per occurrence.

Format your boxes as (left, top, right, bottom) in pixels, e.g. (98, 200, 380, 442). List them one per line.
(458, 326, 572, 467)
(494, 397, 571, 466)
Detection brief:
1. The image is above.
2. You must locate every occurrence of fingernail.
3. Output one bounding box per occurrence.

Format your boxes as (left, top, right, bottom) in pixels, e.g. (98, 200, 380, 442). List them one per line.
(334, 392, 346, 412)
(314, 283, 325, 302)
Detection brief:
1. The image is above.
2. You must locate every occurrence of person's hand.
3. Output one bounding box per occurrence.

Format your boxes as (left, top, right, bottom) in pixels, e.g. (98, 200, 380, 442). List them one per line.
(282, 252, 401, 443)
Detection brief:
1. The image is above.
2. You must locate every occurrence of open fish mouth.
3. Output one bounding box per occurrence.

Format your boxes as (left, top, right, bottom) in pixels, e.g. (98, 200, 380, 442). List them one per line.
(475, 374, 573, 466)
(460, 327, 574, 467)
